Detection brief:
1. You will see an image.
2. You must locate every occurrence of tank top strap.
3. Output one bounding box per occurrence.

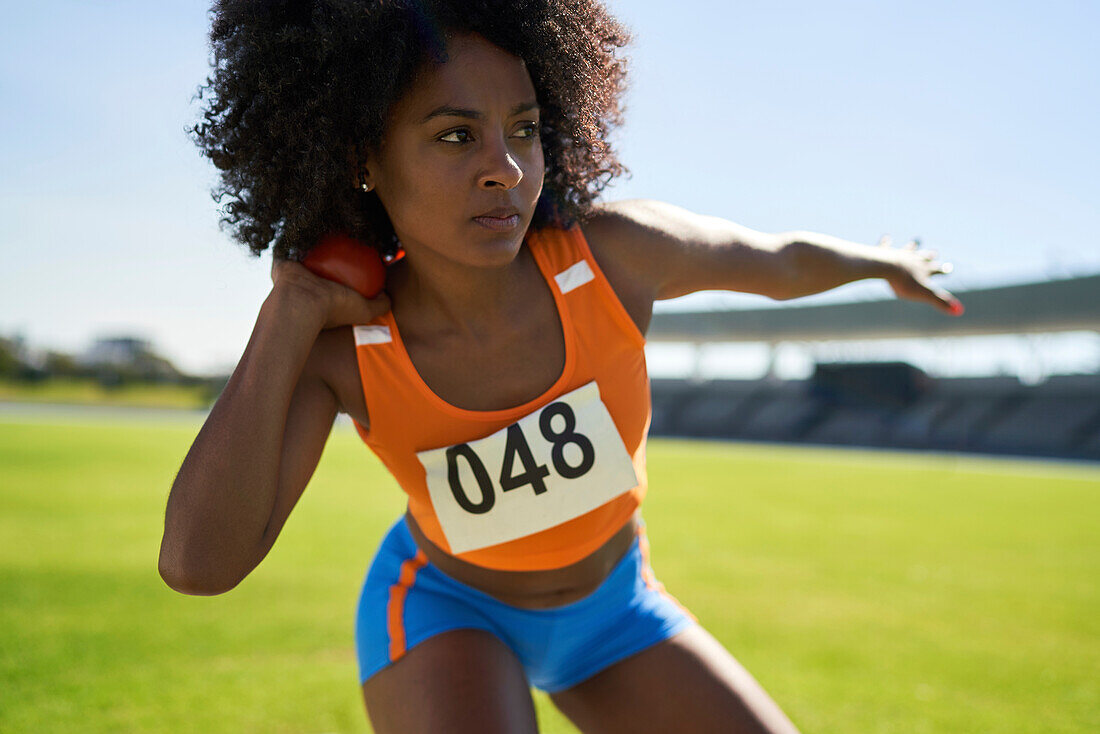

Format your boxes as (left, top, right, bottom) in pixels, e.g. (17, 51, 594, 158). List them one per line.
(526, 224, 646, 349)
(349, 314, 410, 443)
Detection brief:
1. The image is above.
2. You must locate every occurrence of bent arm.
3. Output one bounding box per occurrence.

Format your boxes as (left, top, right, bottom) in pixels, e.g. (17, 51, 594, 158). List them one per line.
(584, 199, 959, 313)
(158, 290, 335, 595)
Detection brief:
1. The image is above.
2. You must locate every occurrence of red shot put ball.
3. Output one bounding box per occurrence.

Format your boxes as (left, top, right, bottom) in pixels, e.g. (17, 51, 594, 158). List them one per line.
(301, 232, 385, 299)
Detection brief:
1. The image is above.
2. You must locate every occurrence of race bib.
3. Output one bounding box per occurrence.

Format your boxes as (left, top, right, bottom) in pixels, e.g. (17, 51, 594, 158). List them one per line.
(417, 382, 638, 554)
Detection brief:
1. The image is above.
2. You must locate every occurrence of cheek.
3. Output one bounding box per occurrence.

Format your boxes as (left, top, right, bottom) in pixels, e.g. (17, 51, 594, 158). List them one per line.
(378, 154, 457, 229)
(523, 146, 546, 200)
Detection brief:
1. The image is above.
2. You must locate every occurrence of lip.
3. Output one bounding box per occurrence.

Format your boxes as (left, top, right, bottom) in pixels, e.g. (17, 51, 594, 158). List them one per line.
(472, 209, 521, 231)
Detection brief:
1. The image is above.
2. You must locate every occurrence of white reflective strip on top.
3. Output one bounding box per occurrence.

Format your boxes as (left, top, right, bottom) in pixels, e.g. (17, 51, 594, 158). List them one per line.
(554, 259, 595, 294)
(353, 325, 392, 346)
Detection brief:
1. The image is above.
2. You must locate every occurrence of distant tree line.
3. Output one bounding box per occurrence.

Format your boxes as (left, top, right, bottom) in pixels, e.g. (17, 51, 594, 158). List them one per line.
(0, 335, 229, 406)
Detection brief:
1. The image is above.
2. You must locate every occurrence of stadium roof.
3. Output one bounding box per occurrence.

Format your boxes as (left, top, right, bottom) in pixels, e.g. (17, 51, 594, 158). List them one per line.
(647, 273, 1100, 343)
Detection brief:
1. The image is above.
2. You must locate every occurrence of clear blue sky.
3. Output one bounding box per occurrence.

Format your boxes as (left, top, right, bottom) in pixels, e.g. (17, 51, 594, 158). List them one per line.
(3, 0, 1098, 376)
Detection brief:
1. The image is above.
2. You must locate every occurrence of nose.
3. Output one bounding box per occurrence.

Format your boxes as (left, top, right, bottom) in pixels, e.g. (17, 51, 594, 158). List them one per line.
(477, 134, 524, 190)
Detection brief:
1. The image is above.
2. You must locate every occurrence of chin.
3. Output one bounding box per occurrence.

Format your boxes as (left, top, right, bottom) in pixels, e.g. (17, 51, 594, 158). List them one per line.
(462, 220, 529, 267)
(472, 232, 527, 269)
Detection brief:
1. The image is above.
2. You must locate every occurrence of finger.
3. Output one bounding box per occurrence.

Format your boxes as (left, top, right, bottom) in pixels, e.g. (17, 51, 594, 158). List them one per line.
(892, 273, 964, 315)
(921, 249, 938, 261)
(877, 234, 892, 248)
(904, 239, 919, 252)
(937, 261, 954, 275)
(927, 285, 964, 316)
(334, 291, 392, 328)
(943, 292, 965, 316)
(367, 292, 392, 317)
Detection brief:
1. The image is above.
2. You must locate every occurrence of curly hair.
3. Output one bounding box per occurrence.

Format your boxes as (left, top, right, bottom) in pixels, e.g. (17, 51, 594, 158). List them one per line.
(189, 0, 632, 260)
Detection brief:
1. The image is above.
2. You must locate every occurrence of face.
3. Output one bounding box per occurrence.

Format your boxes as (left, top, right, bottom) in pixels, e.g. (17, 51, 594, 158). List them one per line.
(360, 33, 545, 269)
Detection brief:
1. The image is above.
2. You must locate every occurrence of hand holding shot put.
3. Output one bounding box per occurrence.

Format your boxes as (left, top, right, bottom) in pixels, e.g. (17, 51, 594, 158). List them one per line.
(270, 235, 391, 331)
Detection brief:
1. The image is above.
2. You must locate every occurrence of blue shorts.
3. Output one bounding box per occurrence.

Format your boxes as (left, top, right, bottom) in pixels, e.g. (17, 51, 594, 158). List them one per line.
(355, 516, 698, 693)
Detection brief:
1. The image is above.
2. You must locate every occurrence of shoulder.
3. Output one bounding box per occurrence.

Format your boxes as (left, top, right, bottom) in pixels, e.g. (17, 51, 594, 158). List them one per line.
(581, 198, 703, 249)
(572, 200, 671, 334)
(578, 198, 701, 302)
(532, 198, 713, 332)
(578, 199, 705, 293)
(578, 198, 670, 261)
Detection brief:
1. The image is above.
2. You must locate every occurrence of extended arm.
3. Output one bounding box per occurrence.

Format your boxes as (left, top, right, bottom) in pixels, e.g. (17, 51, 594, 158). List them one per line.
(583, 199, 961, 314)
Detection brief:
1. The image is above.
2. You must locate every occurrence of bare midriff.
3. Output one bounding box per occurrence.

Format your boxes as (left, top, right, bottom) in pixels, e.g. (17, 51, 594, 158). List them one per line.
(404, 510, 639, 609)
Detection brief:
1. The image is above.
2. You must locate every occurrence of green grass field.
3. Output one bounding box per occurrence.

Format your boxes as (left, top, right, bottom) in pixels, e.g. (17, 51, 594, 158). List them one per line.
(0, 378, 212, 410)
(2, 414, 1097, 733)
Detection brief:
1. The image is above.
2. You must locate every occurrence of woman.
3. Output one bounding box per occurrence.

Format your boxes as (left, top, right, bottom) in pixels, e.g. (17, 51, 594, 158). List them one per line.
(159, 2, 960, 732)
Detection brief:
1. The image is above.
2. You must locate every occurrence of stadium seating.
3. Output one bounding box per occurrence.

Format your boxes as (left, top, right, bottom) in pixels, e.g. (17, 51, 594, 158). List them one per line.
(887, 396, 957, 448)
(674, 379, 761, 438)
(801, 362, 927, 447)
(648, 378, 707, 436)
(1075, 426, 1100, 461)
(801, 405, 896, 446)
(735, 384, 829, 442)
(974, 375, 1100, 458)
(648, 370, 1100, 462)
(921, 377, 1024, 452)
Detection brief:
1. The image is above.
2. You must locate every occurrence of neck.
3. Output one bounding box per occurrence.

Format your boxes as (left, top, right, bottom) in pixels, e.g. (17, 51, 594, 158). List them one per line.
(389, 238, 537, 337)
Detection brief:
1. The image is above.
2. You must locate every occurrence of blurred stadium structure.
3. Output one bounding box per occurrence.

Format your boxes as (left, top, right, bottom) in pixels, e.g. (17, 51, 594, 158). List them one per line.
(647, 274, 1100, 461)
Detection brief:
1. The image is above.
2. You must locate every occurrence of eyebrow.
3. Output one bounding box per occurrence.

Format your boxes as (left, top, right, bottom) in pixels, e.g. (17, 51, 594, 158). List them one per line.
(420, 101, 539, 123)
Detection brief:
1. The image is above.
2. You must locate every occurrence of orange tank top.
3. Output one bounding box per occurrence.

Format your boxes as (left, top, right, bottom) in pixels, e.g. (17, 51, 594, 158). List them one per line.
(350, 224, 650, 571)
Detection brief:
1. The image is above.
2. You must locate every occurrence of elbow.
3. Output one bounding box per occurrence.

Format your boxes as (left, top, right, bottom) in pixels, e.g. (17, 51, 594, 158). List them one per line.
(159, 565, 239, 597)
(765, 238, 815, 301)
(158, 544, 245, 597)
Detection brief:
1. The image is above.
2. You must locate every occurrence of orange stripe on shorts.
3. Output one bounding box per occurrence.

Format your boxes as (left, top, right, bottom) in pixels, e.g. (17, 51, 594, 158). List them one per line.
(386, 549, 429, 662)
(636, 524, 699, 624)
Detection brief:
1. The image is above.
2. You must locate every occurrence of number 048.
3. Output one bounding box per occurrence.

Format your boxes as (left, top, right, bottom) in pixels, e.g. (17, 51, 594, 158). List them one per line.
(445, 402, 595, 515)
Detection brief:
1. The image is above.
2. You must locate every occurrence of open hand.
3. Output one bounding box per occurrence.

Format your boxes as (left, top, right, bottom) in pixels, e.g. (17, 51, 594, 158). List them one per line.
(877, 235, 964, 316)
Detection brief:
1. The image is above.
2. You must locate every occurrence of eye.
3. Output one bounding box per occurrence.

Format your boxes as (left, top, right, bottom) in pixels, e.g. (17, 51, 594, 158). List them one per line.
(513, 122, 539, 139)
(439, 129, 471, 144)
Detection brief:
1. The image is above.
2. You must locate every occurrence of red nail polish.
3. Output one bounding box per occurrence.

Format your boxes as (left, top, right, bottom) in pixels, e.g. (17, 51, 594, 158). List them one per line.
(949, 301, 965, 316)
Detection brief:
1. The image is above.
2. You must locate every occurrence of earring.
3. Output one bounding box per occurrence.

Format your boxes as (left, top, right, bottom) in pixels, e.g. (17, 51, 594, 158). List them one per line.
(383, 237, 406, 264)
(357, 168, 373, 193)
